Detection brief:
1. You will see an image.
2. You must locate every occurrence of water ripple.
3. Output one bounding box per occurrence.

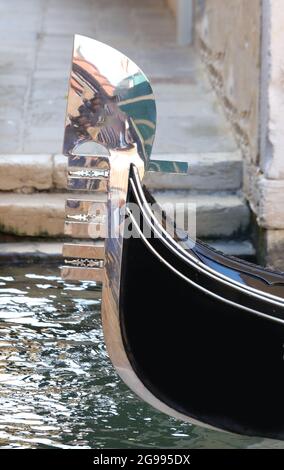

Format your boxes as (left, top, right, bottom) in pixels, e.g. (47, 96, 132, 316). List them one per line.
(0, 265, 283, 449)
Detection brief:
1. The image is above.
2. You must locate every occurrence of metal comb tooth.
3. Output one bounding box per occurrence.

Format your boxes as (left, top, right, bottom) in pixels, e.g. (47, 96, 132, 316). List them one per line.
(68, 169, 109, 178)
(67, 175, 109, 192)
(64, 258, 104, 268)
(61, 265, 104, 282)
(68, 155, 110, 170)
(61, 241, 105, 281)
(64, 221, 106, 239)
(62, 153, 109, 280)
(65, 199, 107, 221)
(64, 199, 107, 239)
(62, 242, 105, 260)
(67, 155, 110, 193)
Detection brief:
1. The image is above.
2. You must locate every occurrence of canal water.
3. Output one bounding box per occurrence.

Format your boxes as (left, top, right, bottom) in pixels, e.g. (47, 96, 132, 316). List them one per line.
(0, 264, 283, 449)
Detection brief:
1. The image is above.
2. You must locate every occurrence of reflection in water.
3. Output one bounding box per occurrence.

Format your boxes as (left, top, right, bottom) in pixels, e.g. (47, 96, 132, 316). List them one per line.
(0, 265, 283, 449)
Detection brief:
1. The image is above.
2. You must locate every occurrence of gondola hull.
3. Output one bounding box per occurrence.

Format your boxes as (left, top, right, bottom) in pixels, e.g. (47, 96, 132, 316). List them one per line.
(116, 167, 284, 439)
(61, 35, 284, 440)
(112, 167, 284, 438)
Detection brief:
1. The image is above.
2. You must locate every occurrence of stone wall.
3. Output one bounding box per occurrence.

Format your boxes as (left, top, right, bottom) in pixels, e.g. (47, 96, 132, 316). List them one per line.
(262, 0, 284, 180)
(244, 1, 284, 235)
(196, 0, 284, 269)
(196, 0, 261, 167)
(257, 0, 284, 269)
(167, 0, 177, 16)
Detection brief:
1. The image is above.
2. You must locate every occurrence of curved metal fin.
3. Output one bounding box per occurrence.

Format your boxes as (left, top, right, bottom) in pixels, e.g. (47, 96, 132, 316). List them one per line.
(63, 34, 156, 164)
(62, 35, 155, 281)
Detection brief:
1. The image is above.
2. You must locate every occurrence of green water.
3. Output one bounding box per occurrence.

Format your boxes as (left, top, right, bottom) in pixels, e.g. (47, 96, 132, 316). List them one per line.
(0, 264, 283, 449)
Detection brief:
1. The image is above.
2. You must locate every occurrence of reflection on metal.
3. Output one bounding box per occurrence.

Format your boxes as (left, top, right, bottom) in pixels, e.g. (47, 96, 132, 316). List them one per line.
(64, 220, 106, 239)
(65, 199, 107, 218)
(61, 36, 179, 425)
(62, 242, 105, 260)
(64, 258, 104, 268)
(61, 34, 208, 427)
(68, 155, 110, 170)
(62, 34, 150, 298)
(63, 238, 105, 282)
(68, 169, 109, 179)
(62, 32, 154, 279)
(63, 35, 156, 163)
(64, 199, 107, 238)
(67, 174, 109, 192)
(61, 265, 104, 282)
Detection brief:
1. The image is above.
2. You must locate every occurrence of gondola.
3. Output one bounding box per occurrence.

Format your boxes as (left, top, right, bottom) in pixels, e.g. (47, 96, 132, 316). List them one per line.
(61, 35, 284, 439)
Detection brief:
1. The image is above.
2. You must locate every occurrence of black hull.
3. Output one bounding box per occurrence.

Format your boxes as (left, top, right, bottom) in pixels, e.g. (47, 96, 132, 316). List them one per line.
(119, 165, 284, 439)
(61, 36, 284, 440)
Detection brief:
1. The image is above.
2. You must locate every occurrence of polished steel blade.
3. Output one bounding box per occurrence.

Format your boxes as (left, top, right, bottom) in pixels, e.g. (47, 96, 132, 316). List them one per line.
(62, 34, 157, 282)
(61, 265, 104, 282)
(63, 34, 156, 164)
(62, 242, 105, 260)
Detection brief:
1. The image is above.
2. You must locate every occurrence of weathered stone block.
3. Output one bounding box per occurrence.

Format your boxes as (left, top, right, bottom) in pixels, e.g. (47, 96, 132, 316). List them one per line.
(144, 151, 242, 191)
(0, 193, 65, 236)
(264, 229, 284, 271)
(53, 154, 67, 189)
(153, 190, 250, 238)
(0, 192, 105, 237)
(245, 166, 284, 230)
(0, 155, 53, 191)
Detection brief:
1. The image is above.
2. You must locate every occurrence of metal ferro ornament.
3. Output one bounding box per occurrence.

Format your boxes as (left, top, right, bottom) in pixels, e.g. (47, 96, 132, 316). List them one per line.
(62, 34, 155, 282)
(61, 35, 183, 421)
(62, 36, 284, 439)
